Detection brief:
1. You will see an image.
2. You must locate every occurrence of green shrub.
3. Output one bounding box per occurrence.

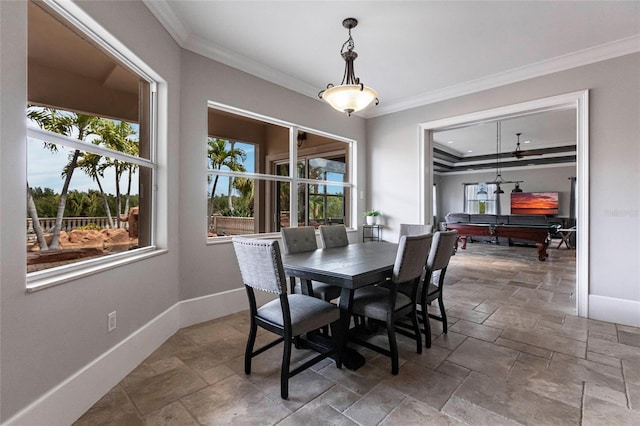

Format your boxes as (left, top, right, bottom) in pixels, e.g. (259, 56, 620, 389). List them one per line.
(76, 223, 102, 231)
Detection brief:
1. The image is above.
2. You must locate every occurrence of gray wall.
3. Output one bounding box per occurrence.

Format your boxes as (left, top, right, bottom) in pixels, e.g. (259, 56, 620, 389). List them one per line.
(0, 1, 176, 421)
(367, 53, 640, 303)
(178, 50, 366, 301)
(0, 0, 366, 420)
(437, 165, 576, 222)
(1, 0, 638, 421)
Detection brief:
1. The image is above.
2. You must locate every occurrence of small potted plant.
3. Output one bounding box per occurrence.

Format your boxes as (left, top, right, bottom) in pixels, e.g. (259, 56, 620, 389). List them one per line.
(364, 210, 381, 225)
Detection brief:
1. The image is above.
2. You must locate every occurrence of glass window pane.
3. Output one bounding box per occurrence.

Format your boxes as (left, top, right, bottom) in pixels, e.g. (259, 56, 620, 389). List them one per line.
(26, 1, 156, 276)
(27, 142, 148, 272)
(207, 138, 255, 173)
(207, 175, 255, 236)
(208, 107, 289, 175)
(297, 184, 346, 228)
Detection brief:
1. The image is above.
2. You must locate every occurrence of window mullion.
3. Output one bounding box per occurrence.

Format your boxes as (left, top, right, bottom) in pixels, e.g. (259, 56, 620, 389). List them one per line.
(289, 126, 299, 228)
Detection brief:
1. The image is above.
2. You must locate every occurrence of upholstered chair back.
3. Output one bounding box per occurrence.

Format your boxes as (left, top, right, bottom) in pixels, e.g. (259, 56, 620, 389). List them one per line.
(280, 226, 318, 254)
(232, 237, 287, 294)
(393, 234, 433, 284)
(428, 230, 458, 271)
(319, 225, 349, 248)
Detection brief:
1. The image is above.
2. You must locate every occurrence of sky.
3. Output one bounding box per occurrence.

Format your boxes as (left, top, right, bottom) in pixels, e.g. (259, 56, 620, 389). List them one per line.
(27, 138, 139, 195)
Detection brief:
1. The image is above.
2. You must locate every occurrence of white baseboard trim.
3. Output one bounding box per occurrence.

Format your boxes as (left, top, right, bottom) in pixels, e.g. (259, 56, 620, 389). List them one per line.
(4, 287, 272, 426)
(178, 287, 275, 328)
(589, 294, 640, 327)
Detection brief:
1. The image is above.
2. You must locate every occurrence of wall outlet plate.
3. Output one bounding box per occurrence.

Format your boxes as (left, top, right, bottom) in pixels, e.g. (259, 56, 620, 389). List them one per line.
(108, 311, 117, 332)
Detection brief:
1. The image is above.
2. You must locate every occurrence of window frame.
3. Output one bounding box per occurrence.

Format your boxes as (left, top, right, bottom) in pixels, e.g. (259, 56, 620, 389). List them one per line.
(206, 101, 356, 243)
(25, 0, 163, 291)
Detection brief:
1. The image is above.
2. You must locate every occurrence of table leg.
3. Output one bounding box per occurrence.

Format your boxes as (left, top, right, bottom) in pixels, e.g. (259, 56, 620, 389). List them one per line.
(536, 241, 549, 261)
(338, 287, 365, 370)
(460, 236, 468, 250)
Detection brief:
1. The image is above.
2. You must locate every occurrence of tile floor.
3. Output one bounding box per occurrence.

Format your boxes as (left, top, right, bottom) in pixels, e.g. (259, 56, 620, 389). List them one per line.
(75, 242, 640, 425)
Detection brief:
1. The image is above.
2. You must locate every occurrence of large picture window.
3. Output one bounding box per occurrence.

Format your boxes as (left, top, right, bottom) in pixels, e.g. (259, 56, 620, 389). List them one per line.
(26, 0, 158, 278)
(464, 183, 498, 214)
(207, 104, 353, 238)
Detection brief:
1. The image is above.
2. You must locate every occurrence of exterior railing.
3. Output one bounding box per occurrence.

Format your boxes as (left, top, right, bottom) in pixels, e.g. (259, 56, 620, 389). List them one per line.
(27, 217, 126, 235)
(210, 216, 255, 236)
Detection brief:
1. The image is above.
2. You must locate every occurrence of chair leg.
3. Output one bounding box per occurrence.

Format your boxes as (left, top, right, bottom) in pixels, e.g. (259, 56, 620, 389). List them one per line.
(421, 302, 432, 348)
(281, 335, 292, 399)
(410, 311, 422, 354)
(438, 295, 448, 334)
(244, 320, 257, 375)
(387, 318, 399, 375)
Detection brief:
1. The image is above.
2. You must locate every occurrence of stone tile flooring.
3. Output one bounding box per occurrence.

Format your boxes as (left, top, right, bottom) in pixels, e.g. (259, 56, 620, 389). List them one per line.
(75, 243, 640, 425)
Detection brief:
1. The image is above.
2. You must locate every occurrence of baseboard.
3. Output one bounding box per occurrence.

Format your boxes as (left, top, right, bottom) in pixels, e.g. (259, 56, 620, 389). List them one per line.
(3, 303, 181, 426)
(589, 294, 640, 327)
(178, 287, 275, 328)
(3, 287, 273, 426)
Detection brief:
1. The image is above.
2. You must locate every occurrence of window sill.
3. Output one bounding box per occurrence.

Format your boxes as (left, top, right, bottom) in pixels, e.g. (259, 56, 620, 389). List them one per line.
(26, 247, 168, 293)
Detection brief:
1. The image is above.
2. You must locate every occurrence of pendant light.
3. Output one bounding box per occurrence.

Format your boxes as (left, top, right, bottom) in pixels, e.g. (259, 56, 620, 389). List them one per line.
(512, 182, 523, 193)
(318, 18, 379, 116)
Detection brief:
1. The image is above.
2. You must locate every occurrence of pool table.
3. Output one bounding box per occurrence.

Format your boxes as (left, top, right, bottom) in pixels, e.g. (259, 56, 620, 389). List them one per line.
(445, 223, 557, 261)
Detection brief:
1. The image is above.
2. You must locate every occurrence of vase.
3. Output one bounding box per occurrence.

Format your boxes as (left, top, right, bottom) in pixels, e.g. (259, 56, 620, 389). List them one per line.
(366, 216, 375, 225)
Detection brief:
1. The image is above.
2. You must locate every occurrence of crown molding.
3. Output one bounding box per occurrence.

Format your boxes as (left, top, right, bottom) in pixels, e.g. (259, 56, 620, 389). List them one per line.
(185, 33, 320, 99)
(365, 35, 640, 118)
(142, 0, 189, 45)
(143, 0, 639, 119)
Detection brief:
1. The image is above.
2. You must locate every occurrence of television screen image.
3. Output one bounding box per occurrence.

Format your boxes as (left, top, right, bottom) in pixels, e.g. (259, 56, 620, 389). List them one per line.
(511, 192, 559, 215)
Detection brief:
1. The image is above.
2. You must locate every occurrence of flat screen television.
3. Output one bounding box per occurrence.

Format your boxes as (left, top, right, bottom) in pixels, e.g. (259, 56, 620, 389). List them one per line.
(511, 192, 559, 215)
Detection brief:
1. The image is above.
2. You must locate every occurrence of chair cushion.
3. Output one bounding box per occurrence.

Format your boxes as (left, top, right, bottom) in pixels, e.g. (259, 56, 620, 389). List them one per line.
(293, 282, 341, 301)
(257, 294, 340, 336)
(348, 286, 412, 321)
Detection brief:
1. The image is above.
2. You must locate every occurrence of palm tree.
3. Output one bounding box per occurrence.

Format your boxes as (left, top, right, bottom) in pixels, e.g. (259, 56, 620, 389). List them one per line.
(207, 138, 246, 230)
(76, 152, 114, 228)
(27, 107, 99, 249)
(232, 177, 255, 214)
(91, 119, 138, 228)
(27, 183, 48, 250)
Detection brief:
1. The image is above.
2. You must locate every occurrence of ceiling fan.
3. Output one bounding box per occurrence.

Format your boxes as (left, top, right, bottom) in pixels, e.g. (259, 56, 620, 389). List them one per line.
(511, 133, 538, 159)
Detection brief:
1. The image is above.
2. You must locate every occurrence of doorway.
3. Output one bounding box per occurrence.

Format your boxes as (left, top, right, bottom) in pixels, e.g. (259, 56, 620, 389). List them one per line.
(418, 90, 589, 317)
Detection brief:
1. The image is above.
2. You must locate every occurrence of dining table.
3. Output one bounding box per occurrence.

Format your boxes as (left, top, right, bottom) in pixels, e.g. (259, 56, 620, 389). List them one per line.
(281, 241, 399, 369)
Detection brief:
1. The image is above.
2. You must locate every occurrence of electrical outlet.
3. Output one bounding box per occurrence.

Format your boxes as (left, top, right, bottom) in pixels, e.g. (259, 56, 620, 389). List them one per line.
(108, 311, 117, 332)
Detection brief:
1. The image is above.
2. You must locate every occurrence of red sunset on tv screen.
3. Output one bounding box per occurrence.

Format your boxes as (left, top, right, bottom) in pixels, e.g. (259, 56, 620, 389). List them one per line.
(511, 192, 559, 215)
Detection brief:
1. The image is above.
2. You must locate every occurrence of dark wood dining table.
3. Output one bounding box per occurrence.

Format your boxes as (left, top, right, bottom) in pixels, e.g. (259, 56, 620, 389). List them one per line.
(281, 241, 399, 369)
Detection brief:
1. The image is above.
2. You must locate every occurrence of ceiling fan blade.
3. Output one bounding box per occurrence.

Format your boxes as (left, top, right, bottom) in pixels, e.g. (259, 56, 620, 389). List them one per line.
(511, 149, 539, 158)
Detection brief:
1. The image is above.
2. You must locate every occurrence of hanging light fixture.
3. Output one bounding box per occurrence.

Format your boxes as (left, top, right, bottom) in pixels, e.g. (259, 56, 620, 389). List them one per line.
(488, 122, 523, 193)
(318, 18, 379, 116)
(512, 182, 523, 193)
(492, 121, 505, 194)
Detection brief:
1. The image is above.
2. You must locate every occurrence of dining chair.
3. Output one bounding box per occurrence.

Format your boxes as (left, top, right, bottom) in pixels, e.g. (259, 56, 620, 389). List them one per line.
(348, 233, 433, 375)
(280, 227, 342, 301)
(399, 223, 433, 239)
(418, 230, 458, 348)
(319, 224, 349, 249)
(232, 237, 342, 399)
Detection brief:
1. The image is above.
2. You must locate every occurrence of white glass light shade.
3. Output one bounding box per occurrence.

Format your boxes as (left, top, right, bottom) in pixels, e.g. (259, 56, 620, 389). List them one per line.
(322, 84, 377, 114)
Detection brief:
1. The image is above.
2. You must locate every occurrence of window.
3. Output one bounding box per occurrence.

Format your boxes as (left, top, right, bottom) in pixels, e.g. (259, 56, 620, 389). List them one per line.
(207, 104, 353, 238)
(464, 183, 498, 214)
(433, 184, 438, 219)
(26, 0, 158, 278)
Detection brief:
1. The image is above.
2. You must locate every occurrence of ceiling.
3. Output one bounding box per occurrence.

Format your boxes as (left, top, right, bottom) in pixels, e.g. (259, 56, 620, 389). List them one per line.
(432, 108, 577, 173)
(144, 1, 640, 119)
